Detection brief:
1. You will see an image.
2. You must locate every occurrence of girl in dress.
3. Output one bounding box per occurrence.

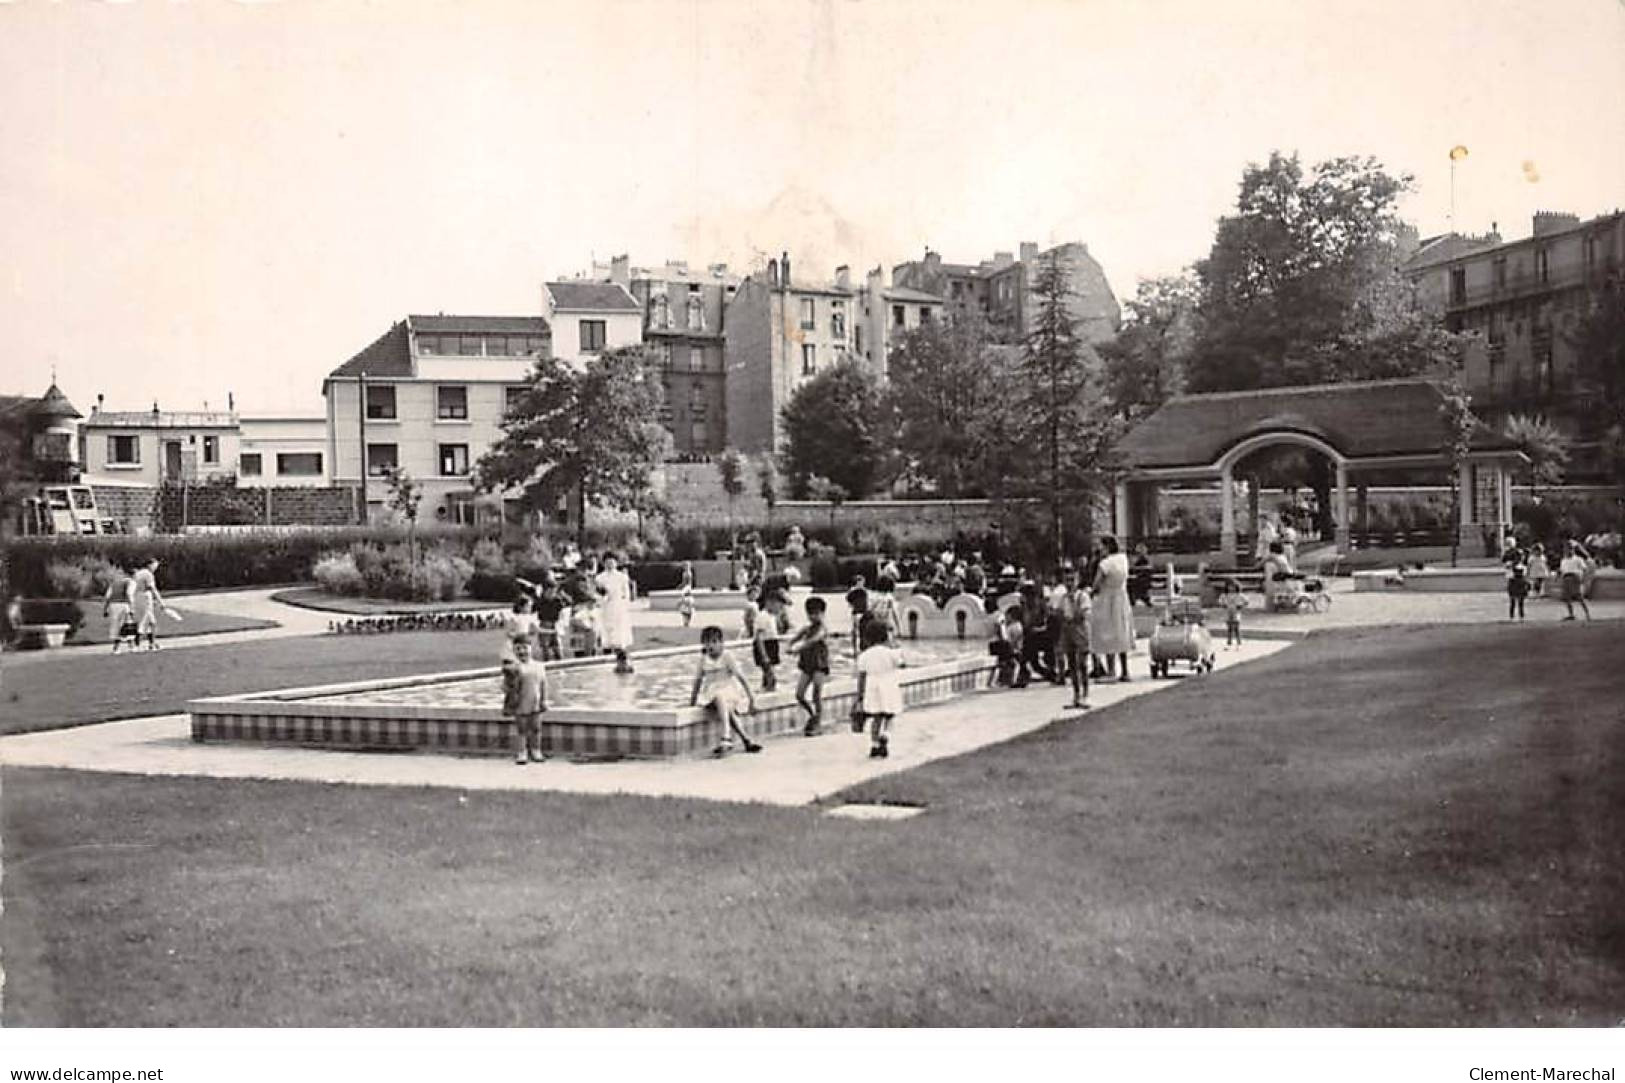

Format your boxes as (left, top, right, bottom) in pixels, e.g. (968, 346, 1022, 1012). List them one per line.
(500, 592, 540, 662)
(690, 625, 760, 756)
(1526, 543, 1550, 599)
(854, 619, 904, 759)
(1089, 536, 1134, 681)
(677, 561, 696, 627)
(129, 558, 169, 651)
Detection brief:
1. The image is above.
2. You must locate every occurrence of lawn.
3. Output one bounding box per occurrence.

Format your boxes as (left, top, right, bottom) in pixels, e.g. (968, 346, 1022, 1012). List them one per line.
(0, 625, 704, 735)
(3, 622, 1622, 1025)
(53, 601, 279, 646)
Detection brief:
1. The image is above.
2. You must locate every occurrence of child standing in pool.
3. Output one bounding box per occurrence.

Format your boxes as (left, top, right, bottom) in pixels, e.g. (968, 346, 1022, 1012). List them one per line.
(787, 596, 831, 735)
(501, 637, 548, 765)
(753, 588, 786, 692)
(853, 619, 904, 759)
(690, 625, 760, 756)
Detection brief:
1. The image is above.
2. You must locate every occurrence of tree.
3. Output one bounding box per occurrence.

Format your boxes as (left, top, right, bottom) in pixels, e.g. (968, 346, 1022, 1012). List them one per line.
(778, 356, 895, 500)
(475, 347, 667, 548)
(1017, 251, 1122, 566)
(886, 312, 1004, 497)
(1438, 374, 1478, 568)
(716, 448, 746, 542)
(756, 456, 780, 529)
(1100, 272, 1197, 420)
(806, 475, 848, 535)
(1188, 152, 1427, 391)
(381, 464, 422, 563)
(1502, 414, 1570, 498)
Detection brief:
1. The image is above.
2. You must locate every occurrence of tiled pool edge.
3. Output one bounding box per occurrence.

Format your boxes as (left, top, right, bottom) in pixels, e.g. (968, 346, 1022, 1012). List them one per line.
(189, 652, 996, 759)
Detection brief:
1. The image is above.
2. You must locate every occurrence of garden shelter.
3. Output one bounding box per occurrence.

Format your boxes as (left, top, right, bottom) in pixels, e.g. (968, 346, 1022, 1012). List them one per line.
(1114, 378, 1526, 566)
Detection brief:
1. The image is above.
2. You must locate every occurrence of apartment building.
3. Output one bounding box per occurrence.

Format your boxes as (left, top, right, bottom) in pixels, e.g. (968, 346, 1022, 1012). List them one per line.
(892, 240, 1120, 345)
(856, 266, 946, 378)
(1404, 208, 1624, 474)
(323, 314, 551, 522)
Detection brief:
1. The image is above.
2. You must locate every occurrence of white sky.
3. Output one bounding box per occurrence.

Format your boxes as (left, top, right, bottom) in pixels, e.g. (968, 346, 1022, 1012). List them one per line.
(3, 0, 1622, 416)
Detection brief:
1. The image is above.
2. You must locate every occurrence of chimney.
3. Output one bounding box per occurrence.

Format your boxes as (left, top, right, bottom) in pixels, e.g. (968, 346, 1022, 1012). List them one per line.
(993, 251, 1014, 269)
(709, 262, 728, 278)
(1532, 211, 1580, 237)
(781, 251, 791, 286)
(227, 391, 235, 413)
(768, 258, 780, 287)
(1019, 242, 1039, 263)
(835, 264, 851, 290)
(924, 250, 941, 274)
(610, 255, 631, 287)
(94, 393, 103, 415)
(151, 401, 160, 417)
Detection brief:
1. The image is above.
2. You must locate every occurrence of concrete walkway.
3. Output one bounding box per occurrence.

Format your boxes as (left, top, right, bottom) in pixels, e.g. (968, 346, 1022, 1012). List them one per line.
(0, 639, 1293, 806)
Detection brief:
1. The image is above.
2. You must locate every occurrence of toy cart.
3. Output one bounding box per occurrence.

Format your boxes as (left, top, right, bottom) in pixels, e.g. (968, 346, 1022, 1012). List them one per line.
(1148, 596, 1216, 679)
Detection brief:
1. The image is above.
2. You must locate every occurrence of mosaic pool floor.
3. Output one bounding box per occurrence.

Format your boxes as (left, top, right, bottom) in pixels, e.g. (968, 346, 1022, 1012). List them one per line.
(306, 638, 988, 712)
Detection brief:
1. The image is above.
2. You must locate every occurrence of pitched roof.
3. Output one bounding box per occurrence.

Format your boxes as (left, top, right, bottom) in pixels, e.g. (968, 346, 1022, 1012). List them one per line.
(329, 321, 413, 379)
(34, 383, 81, 419)
(0, 394, 34, 421)
(408, 315, 551, 335)
(545, 281, 641, 312)
(82, 410, 238, 429)
(1119, 378, 1518, 470)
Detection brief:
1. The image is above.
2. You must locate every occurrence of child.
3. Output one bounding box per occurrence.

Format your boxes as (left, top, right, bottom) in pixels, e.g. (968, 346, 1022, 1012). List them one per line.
(1527, 543, 1549, 599)
(854, 620, 904, 759)
(1559, 542, 1592, 621)
(989, 604, 1028, 688)
(568, 595, 601, 658)
(1219, 578, 1248, 649)
(677, 561, 696, 627)
(1055, 566, 1092, 710)
(690, 625, 760, 756)
(501, 638, 548, 765)
(1506, 559, 1530, 621)
(844, 575, 869, 657)
(753, 588, 786, 691)
(866, 575, 901, 645)
(501, 593, 539, 661)
(787, 596, 831, 736)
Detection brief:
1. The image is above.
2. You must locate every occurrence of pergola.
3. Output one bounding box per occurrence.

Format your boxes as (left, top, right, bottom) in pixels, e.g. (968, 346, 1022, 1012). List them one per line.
(1113, 378, 1527, 565)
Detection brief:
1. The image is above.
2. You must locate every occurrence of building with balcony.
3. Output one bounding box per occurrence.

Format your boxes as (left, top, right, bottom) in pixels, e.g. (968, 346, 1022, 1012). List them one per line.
(542, 281, 642, 367)
(723, 253, 860, 454)
(892, 240, 1121, 345)
(1403, 209, 1624, 474)
(323, 314, 551, 523)
(0, 381, 82, 484)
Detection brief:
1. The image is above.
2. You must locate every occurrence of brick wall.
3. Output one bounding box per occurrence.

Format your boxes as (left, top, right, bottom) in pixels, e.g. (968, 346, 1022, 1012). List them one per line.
(91, 485, 160, 533)
(152, 484, 361, 532)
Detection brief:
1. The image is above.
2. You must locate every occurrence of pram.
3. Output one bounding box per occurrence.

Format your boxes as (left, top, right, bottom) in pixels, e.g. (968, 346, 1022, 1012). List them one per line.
(1148, 596, 1216, 679)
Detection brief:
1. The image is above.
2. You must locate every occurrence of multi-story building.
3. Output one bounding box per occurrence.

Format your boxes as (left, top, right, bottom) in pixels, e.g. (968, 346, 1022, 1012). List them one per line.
(856, 266, 946, 378)
(593, 255, 739, 457)
(237, 416, 330, 487)
(723, 253, 860, 454)
(1404, 209, 1624, 474)
(323, 314, 551, 523)
(541, 281, 642, 367)
(892, 240, 1121, 345)
(0, 381, 81, 484)
(79, 403, 240, 487)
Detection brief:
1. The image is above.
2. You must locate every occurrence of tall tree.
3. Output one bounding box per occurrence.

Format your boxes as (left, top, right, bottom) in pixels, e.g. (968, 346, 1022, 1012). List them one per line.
(381, 465, 422, 562)
(1438, 373, 1478, 568)
(778, 356, 894, 500)
(886, 312, 1004, 497)
(1018, 251, 1121, 565)
(475, 347, 667, 548)
(1188, 152, 1425, 391)
(1100, 272, 1198, 420)
(1501, 414, 1570, 498)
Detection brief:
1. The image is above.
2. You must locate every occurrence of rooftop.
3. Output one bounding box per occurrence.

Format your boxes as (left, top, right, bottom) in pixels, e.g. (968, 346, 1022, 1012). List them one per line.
(884, 285, 948, 305)
(545, 281, 641, 313)
(408, 315, 552, 335)
(83, 410, 238, 430)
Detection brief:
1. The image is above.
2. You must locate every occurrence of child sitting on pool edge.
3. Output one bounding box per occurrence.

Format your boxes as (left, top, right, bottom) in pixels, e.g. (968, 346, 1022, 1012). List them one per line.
(690, 624, 760, 757)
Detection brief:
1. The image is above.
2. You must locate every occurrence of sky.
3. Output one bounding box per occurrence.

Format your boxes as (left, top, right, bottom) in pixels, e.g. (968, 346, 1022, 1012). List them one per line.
(2, 0, 1622, 417)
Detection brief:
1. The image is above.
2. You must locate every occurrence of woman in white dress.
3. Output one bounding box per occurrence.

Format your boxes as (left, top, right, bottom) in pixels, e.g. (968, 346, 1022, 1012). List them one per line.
(129, 558, 168, 651)
(1089, 536, 1135, 681)
(595, 553, 636, 674)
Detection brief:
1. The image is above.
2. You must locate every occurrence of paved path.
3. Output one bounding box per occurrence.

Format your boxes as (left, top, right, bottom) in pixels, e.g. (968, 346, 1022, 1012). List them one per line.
(0, 640, 1293, 806)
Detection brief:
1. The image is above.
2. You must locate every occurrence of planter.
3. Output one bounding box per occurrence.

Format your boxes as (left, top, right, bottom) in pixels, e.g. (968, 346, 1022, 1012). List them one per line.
(14, 622, 72, 649)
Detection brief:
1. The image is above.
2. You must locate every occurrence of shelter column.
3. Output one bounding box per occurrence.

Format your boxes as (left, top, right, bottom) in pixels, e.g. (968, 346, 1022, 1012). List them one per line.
(1334, 460, 1350, 555)
(1219, 463, 1237, 566)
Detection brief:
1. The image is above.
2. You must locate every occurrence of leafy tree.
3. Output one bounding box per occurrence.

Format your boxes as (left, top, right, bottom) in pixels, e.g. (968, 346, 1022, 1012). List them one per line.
(886, 312, 1004, 497)
(381, 464, 422, 562)
(1501, 414, 1570, 498)
(778, 357, 894, 500)
(475, 347, 667, 548)
(1188, 152, 1427, 391)
(1100, 272, 1197, 420)
(716, 448, 746, 540)
(1017, 251, 1122, 566)
(1438, 373, 1478, 567)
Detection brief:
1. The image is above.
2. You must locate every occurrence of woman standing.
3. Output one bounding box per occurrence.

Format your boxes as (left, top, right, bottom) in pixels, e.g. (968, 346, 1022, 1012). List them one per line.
(130, 557, 168, 651)
(595, 552, 636, 673)
(1090, 536, 1135, 681)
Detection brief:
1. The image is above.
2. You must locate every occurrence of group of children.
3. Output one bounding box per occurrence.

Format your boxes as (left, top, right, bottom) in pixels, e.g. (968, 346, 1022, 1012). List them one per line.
(1503, 538, 1595, 622)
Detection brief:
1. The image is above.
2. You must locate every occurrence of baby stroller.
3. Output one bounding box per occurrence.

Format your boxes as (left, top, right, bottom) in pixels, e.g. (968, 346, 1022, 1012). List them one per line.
(1148, 596, 1216, 679)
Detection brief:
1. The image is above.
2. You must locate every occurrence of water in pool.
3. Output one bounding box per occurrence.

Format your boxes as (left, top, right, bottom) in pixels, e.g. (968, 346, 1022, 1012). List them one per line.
(308, 638, 986, 712)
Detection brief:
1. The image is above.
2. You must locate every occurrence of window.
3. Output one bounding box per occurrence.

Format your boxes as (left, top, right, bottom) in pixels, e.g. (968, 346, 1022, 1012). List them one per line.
(436, 385, 468, 420)
(276, 452, 323, 477)
(1493, 258, 1507, 290)
(504, 386, 526, 416)
(239, 453, 261, 477)
(1448, 268, 1466, 305)
(417, 334, 441, 355)
(800, 298, 815, 330)
(203, 435, 220, 465)
(854, 324, 864, 356)
(458, 334, 483, 356)
(108, 434, 141, 465)
(801, 344, 817, 376)
(439, 443, 469, 476)
(1536, 247, 1550, 284)
(831, 308, 845, 338)
(892, 304, 906, 328)
(366, 443, 398, 476)
(579, 319, 607, 352)
(365, 385, 397, 420)
(919, 307, 934, 324)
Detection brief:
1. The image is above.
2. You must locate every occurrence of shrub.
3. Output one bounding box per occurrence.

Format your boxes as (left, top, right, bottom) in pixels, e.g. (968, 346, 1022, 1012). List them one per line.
(44, 555, 122, 599)
(422, 552, 473, 602)
(312, 552, 366, 596)
(470, 537, 507, 576)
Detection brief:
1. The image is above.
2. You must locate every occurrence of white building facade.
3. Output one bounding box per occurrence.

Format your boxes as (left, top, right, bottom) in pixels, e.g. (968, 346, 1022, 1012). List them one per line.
(542, 281, 642, 367)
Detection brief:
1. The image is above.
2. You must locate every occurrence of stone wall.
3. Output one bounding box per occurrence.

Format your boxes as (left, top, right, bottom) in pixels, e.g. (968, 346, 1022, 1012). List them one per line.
(91, 485, 160, 534)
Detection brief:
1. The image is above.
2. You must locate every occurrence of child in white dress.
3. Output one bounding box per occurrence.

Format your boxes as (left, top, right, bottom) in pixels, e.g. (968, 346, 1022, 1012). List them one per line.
(690, 625, 760, 756)
(854, 620, 904, 759)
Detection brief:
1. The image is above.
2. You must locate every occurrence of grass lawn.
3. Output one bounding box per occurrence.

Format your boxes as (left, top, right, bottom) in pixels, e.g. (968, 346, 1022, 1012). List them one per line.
(51, 601, 279, 646)
(0, 625, 703, 735)
(4, 621, 1622, 1025)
